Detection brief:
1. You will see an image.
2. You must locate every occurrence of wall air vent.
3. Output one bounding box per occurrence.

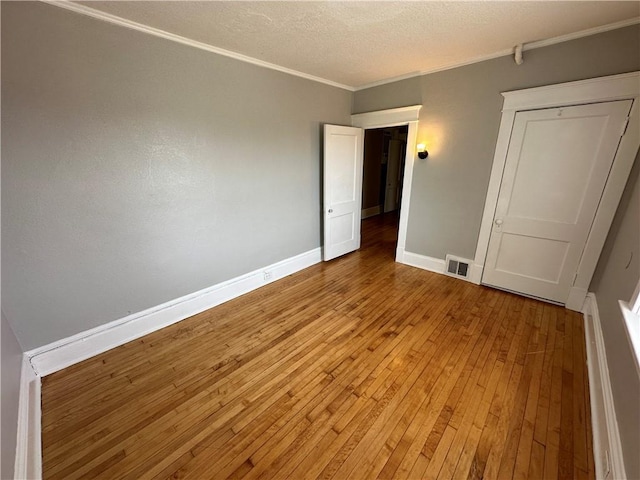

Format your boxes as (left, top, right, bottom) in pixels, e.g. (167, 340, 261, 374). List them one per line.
(445, 254, 472, 280)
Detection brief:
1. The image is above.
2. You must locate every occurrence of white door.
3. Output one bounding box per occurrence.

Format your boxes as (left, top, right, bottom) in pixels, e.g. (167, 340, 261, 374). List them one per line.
(323, 124, 364, 261)
(384, 139, 403, 212)
(482, 100, 632, 303)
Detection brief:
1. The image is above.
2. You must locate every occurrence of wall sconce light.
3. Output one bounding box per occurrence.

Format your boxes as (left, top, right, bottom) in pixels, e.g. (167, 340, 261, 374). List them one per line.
(417, 143, 429, 159)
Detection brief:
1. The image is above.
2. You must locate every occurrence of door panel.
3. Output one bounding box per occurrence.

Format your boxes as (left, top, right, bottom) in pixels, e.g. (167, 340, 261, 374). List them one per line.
(323, 125, 364, 261)
(330, 212, 356, 245)
(506, 114, 613, 224)
(494, 233, 569, 282)
(482, 100, 632, 303)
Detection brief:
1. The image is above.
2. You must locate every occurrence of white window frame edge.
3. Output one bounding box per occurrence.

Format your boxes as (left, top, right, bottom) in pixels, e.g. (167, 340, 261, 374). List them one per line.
(630, 278, 640, 314)
(620, 257, 640, 379)
(623, 231, 639, 370)
(471, 71, 640, 312)
(351, 105, 422, 263)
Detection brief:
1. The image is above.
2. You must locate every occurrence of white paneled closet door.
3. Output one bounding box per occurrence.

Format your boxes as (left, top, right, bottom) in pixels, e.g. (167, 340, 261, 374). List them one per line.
(482, 100, 632, 303)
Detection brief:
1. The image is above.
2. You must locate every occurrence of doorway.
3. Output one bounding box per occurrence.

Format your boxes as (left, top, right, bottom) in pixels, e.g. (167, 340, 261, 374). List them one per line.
(323, 105, 421, 263)
(361, 126, 408, 255)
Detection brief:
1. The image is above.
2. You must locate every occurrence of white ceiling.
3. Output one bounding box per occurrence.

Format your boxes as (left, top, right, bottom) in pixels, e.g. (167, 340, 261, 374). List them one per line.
(73, 1, 640, 89)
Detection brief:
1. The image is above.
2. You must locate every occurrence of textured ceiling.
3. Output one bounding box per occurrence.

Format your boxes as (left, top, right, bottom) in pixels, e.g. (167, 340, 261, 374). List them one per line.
(75, 1, 640, 88)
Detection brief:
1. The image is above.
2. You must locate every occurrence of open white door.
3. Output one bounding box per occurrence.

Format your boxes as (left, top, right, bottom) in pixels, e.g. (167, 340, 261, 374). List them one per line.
(323, 124, 364, 261)
(482, 100, 632, 303)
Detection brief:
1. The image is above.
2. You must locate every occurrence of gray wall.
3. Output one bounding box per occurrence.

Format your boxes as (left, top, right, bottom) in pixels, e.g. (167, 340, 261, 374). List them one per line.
(590, 154, 639, 480)
(1, 312, 23, 480)
(354, 25, 640, 260)
(1, 2, 352, 350)
(355, 76, 422, 115)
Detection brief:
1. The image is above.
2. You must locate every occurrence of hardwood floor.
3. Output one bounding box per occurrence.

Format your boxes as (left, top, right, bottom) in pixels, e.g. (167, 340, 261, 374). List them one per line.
(42, 213, 595, 479)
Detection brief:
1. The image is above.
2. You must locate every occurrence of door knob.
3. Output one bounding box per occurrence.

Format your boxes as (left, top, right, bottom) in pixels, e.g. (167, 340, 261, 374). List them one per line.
(328, 209, 333, 213)
(494, 219, 503, 226)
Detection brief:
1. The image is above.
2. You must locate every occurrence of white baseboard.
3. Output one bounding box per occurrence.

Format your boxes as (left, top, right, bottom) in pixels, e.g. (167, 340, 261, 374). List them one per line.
(399, 250, 446, 274)
(399, 250, 477, 285)
(14, 355, 41, 480)
(361, 205, 382, 219)
(26, 248, 322, 377)
(583, 293, 626, 480)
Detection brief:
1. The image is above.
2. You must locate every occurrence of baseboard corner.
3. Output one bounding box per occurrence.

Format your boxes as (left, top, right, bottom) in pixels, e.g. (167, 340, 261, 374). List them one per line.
(14, 354, 42, 480)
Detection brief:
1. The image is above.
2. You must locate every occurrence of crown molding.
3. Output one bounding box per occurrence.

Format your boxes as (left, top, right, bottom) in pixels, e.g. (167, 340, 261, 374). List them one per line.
(352, 71, 426, 92)
(40, 0, 355, 92)
(354, 17, 640, 91)
(523, 16, 640, 51)
(38, 2, 640, 95)
(353, 49, 514, 91)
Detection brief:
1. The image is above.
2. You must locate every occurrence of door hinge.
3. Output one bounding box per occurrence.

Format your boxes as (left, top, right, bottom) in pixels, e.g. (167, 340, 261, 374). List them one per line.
(621, 116, 630, 137)
(573, 272, 578, 285)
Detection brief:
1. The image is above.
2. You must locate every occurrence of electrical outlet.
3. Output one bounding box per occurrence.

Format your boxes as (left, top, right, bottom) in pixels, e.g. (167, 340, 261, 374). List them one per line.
(263, 271, 272, 281)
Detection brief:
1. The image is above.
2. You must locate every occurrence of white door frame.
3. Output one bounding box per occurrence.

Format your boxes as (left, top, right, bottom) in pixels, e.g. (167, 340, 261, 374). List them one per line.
(351, 105, 422, 263)
(472, 71, 640, 311)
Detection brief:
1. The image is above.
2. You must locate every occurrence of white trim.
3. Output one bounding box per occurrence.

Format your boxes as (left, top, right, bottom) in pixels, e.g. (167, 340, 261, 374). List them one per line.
(40, 1, 640, 93)
(15, 247, 321, 479)
(351, 106, 421, 263)
(355, 49, 521, 92)
(473, 72, 640, 308)
(40, 1, 353, 92)
(399, 251, 478, 283)
(399, 251, 446, 274)
(353, 18, 640, 91)
(583, 293, 627, 480)
(566, 287, 589, 312)
(473, 107, 516, 280)
(14, 355, 41, 480)
(619, 300, 640, 379)
(631, 280, 640, 314)
(354, 71, 426, 92)
(351, 105, 422, 129)
(501, 72, 640, 111)
(398, 121, 419, 258)
(361, 205, 382, 219)
(37, 1, 640, 93)
(469, 263, 484, 285)
(525, 17, 640, 51)
(26, 248, 321, 377)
